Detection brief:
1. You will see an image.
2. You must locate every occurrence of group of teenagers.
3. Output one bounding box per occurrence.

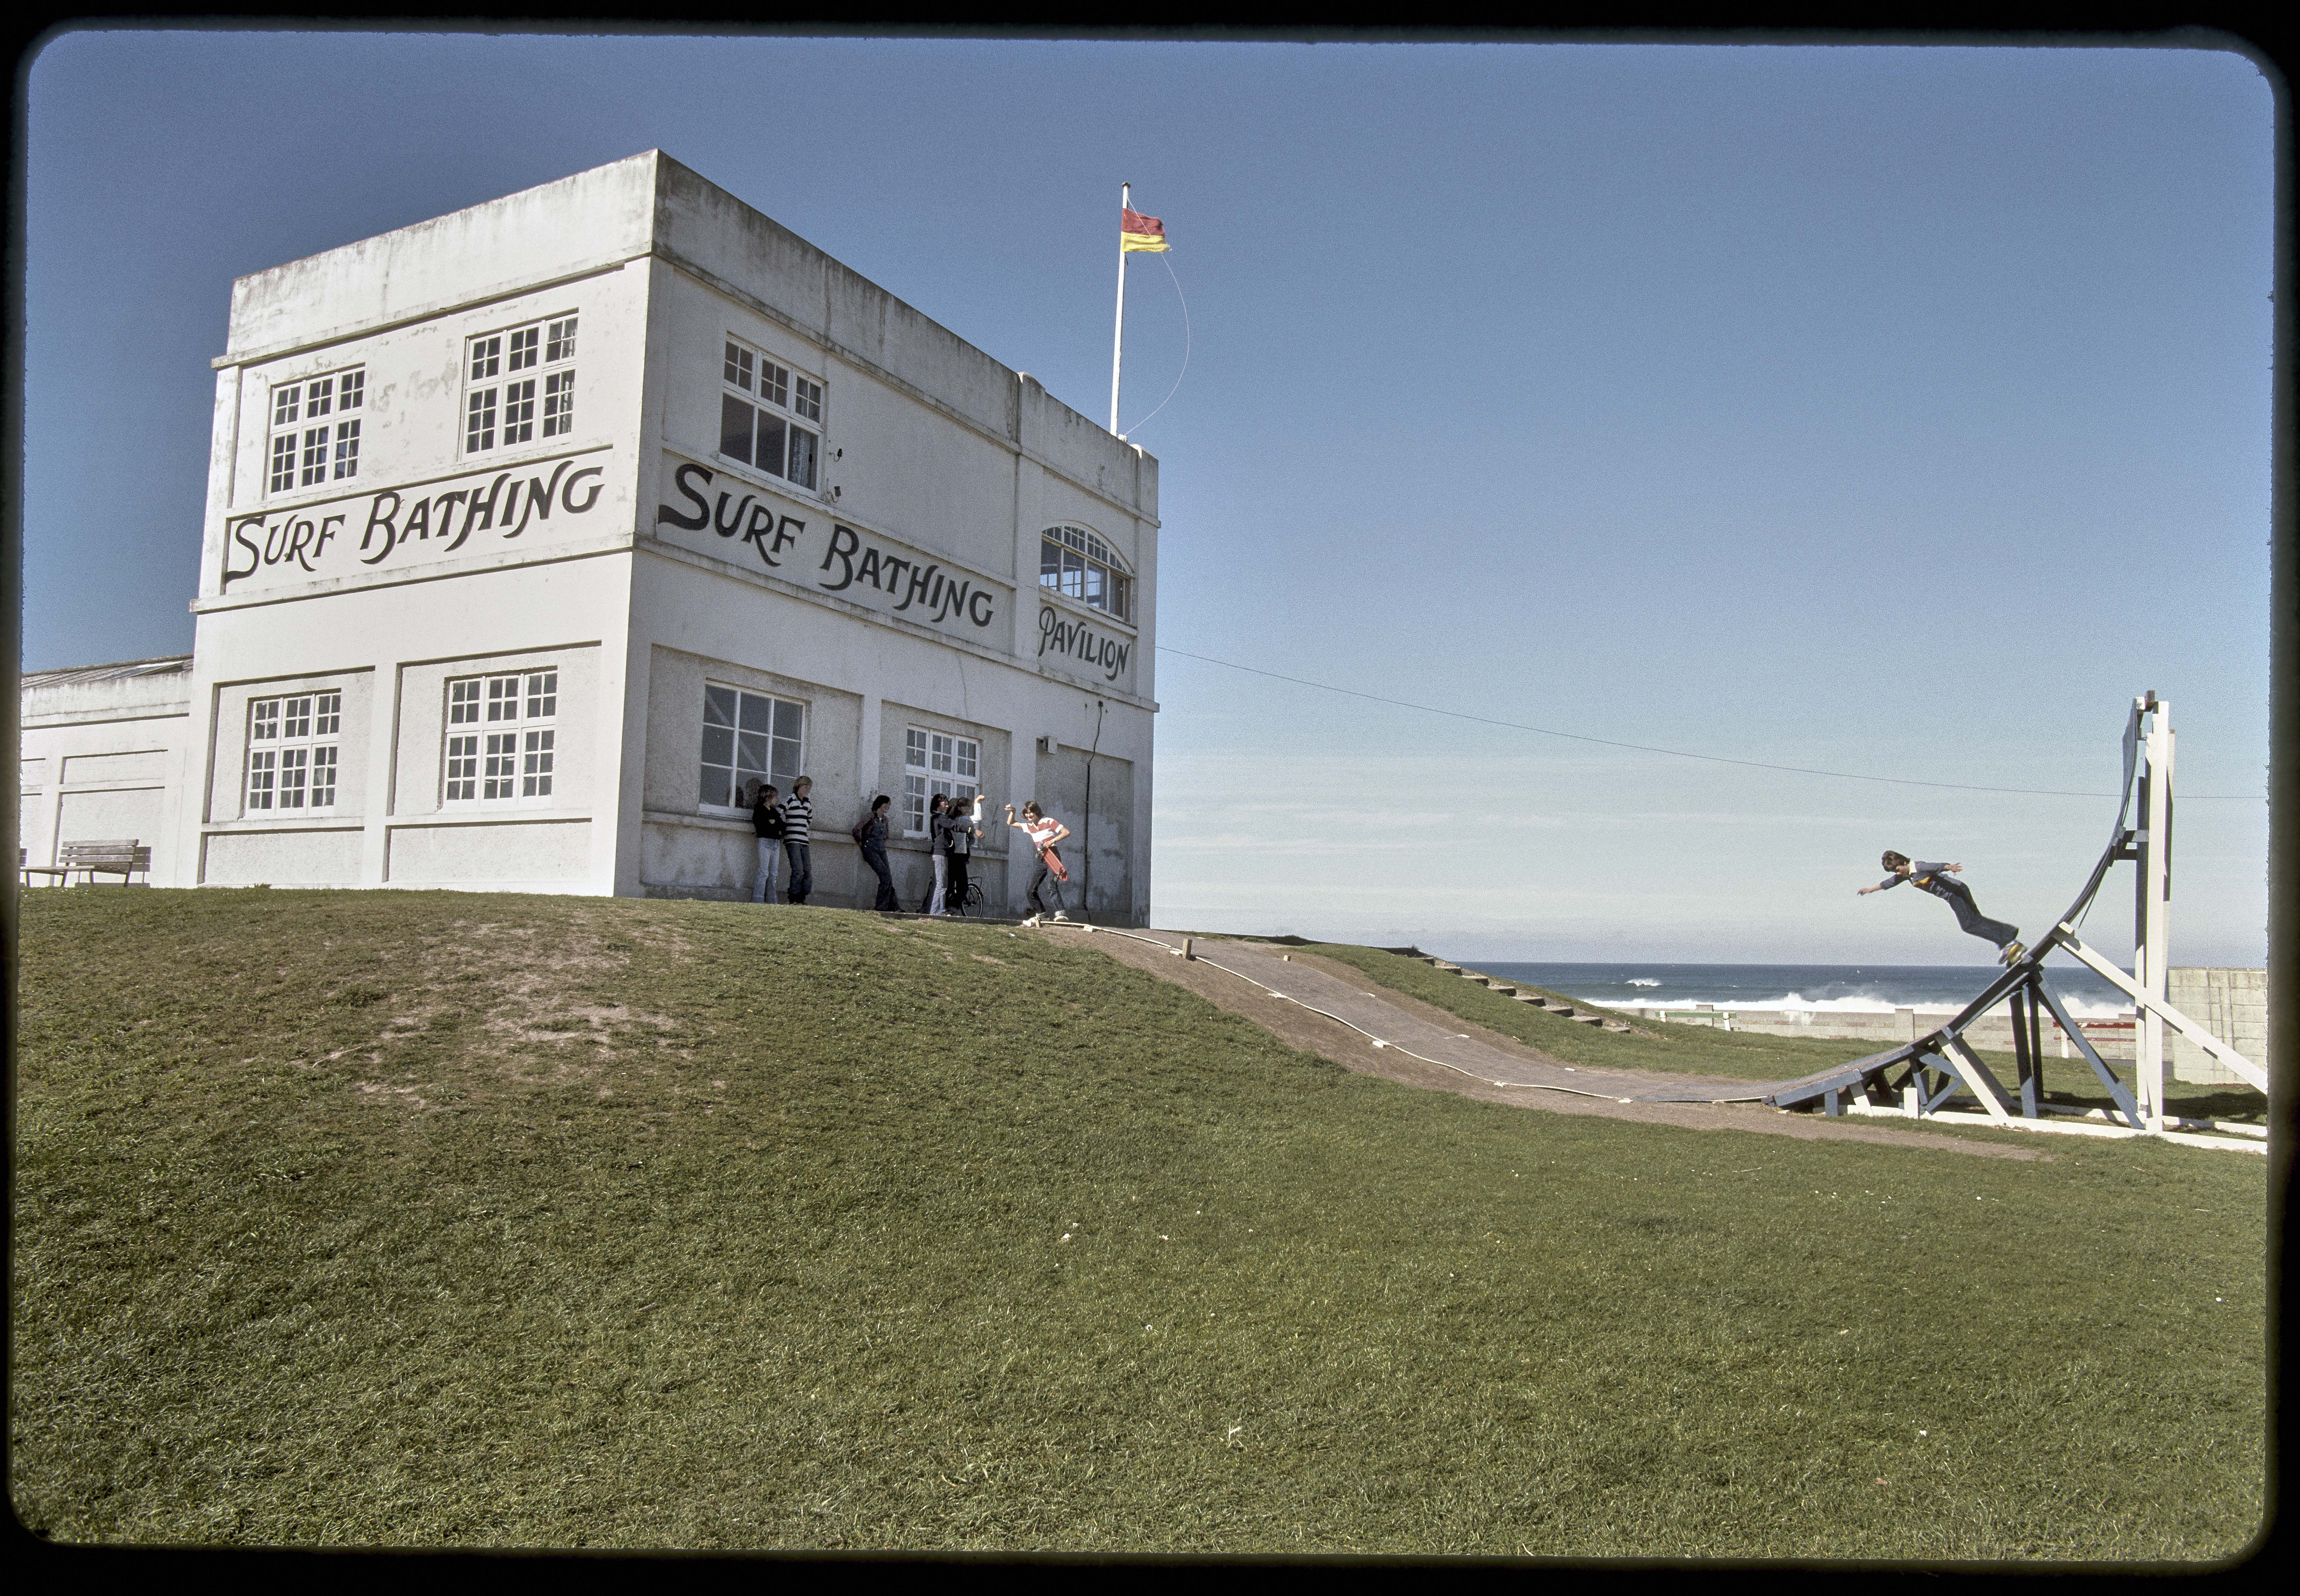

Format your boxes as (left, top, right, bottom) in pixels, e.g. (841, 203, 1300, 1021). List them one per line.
(743, 776, 1076, 925)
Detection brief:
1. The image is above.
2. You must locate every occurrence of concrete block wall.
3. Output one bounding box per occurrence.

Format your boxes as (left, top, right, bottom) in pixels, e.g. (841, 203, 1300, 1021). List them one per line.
(2167, 967, 2267, 1085)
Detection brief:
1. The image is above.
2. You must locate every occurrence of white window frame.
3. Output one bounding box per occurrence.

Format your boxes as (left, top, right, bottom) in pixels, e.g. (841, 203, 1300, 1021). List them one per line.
(245, 690, 343, 815)
(465, 314, 577, 457)
(443, 669, 558, 807)
(265, 368, 365, 496)
(902, 726, 980, 838)
(1038, 524, 1134, 623)
(700, 683, 806, 815)
(717, 334, 823, 491)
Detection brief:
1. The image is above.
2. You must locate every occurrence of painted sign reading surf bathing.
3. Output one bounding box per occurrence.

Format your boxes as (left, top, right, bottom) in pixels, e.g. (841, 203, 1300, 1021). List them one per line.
(1038, 604, 1133, 683)
(219, 447, 614, 594)
(654, 457, 1009, 639)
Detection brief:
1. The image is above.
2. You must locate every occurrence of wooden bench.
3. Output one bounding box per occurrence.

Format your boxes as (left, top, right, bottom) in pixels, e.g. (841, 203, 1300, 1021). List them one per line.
(21, 839, 151, 887)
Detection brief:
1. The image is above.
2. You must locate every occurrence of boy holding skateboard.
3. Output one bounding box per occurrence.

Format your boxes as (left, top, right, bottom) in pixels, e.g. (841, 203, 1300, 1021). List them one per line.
(1006, 800, 1071, 926)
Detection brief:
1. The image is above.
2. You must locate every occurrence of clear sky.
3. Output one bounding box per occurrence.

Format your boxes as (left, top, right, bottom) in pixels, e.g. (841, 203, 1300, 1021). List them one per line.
(17, 30, 2275, 963)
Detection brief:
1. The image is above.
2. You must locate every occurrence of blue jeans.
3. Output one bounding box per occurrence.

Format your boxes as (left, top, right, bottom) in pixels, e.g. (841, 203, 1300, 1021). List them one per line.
(863, 843, 898, 911)
(751, 837, 780, 904)
(1028, 854, 1068, 914)
(1939, 879, 2017, 949)
(784, 841, 812, 904)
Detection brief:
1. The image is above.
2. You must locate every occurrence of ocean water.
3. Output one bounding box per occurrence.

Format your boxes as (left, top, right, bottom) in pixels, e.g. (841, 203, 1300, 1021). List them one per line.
(1469, 962, 2136, 1021)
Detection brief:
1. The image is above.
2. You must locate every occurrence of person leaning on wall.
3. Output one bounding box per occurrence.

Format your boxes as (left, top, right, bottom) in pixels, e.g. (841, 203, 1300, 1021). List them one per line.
(857, 794, 900, 912)
(747, 780, 785, 905)
(781, 776, 814, 905)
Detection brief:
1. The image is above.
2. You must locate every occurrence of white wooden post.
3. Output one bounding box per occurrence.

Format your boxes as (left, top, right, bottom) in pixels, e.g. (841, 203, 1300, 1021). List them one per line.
(1943, 1035, 2014, 1122)
(2134, 697, 2172, 1133)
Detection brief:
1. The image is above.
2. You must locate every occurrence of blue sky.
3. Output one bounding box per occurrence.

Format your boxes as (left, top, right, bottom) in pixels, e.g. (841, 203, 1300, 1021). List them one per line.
(17, 32, 2275, 962)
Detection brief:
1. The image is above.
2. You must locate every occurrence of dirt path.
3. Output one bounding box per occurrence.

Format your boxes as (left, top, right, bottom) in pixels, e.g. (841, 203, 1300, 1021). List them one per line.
(1065, 928, 2042, 1160)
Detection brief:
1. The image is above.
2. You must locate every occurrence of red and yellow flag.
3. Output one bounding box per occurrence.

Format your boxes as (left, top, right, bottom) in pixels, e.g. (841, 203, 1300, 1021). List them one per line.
(1120, 207, 1168, 253)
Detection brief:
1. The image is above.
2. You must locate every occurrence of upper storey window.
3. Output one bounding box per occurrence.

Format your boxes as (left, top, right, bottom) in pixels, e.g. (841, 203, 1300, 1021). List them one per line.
(267, 369, 364, 494)
(1039, 525, 1134, 623)
(718, 337, 821, 491)
(466, 315, 577, 455)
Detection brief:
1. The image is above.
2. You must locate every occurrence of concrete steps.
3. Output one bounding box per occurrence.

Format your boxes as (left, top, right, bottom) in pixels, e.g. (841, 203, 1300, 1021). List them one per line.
(1414, 953, 1630, 1031)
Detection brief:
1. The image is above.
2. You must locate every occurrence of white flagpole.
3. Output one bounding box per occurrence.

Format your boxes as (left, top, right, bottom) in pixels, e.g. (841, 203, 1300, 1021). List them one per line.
(1110, 181, 1128, 436)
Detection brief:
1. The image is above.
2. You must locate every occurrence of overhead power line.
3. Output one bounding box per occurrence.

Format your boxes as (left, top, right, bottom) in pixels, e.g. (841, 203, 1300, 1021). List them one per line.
(1154, 645, 2263, 802)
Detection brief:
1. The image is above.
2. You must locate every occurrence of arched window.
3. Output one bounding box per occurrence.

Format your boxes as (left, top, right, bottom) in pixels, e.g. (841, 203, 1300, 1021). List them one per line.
(1038, 524, 1134, 623)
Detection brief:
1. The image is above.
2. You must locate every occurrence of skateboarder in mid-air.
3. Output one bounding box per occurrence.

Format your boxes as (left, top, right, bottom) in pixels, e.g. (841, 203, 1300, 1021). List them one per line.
(1859, 851, 2026, 965)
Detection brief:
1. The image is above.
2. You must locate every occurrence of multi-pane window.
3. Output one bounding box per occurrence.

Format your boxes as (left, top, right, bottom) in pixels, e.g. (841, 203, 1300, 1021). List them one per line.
(467, 316, 575, 454)
(246, 690, 342, 813)
(700, 685, 803, 810)
(903, 728, 980, 836)
(444, 671, 557, 804)
(718, 336, 822, 490)
(1039, 524, 1135, 622)
(266, 369, 364, 493)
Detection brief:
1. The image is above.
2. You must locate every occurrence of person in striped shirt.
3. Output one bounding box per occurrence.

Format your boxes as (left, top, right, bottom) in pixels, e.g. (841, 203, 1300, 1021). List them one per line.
(1004, 800, 1071, 925)
(781, 776, 814, 904)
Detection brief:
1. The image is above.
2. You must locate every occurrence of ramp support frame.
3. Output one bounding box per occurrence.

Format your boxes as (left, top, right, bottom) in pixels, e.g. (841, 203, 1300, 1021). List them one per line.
(1765, 695, 2259, 1133)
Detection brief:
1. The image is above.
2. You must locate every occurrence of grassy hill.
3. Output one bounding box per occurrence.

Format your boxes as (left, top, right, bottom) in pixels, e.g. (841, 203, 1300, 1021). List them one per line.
(11, 890, 2267, 1557)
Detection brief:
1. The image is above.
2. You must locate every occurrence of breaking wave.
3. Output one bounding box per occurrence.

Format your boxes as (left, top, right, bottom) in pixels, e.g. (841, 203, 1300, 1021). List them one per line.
(1594, 990, 2135, 1021)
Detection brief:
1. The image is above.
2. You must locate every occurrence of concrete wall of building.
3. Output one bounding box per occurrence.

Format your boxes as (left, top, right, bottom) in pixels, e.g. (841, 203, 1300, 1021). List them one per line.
(626, 193, 1158, 921)
(221, 159, 658, 370)
(621, 549, 1152, 921)
(1027, 743, 1136, 923)
(179, 553, 634, 893)
(199, 230, 652, 610)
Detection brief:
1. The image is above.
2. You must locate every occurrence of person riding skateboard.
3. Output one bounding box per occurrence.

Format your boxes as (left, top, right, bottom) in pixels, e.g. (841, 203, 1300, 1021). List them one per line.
(1859, 851, 2025, 965)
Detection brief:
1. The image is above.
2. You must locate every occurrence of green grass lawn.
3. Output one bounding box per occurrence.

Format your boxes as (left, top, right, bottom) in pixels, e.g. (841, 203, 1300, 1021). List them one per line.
(12, 890, 2268, 1556)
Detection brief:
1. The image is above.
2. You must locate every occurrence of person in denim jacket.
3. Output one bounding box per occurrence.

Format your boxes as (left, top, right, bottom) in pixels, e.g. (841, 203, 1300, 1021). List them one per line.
(1860, 851, 2024, 965)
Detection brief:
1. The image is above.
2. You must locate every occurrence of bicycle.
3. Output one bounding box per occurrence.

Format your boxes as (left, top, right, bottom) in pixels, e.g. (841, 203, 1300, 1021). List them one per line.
(917, 879, 987, 916)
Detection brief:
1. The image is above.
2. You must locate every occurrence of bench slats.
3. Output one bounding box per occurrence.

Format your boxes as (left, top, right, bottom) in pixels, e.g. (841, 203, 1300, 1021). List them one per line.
(21, 840, 150, 886)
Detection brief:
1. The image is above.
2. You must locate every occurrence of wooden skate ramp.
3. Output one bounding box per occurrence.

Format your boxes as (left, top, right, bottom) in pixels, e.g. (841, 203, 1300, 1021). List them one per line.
(1054, 926, 2042, 1158)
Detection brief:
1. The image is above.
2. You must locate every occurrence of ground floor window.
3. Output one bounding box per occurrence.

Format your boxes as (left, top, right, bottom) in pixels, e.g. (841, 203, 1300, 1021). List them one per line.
(445, 669, 556, 804)
(903, 727, 978, 835)
(702, 684, 803, 810)
(246, 690, 341, 813)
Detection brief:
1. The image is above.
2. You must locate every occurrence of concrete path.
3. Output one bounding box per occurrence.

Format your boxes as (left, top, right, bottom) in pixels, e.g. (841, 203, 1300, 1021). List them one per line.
(1046, 925, 2043, 1159)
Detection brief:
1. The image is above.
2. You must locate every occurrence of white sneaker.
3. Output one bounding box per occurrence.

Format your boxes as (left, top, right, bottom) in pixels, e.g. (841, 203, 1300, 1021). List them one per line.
(1052, 912, 1070, 922)
(1020, 914, 1042, 927)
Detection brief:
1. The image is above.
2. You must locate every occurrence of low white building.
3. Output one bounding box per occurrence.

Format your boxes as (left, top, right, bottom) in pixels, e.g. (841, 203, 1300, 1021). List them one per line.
(19, 656, 195, 881)
(20, 152, 1160, 920)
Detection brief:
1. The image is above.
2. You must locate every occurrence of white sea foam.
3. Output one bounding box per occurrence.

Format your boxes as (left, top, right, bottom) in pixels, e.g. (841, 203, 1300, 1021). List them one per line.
(1593, 991, 2136, 1021)
(1625, 978, 1661, 987)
